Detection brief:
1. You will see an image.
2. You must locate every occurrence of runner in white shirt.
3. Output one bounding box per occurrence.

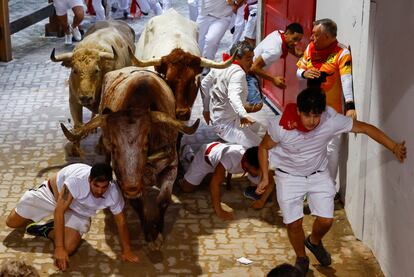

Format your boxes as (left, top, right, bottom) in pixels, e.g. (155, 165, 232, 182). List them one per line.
(197, 0, 234, 60)
(179, 142, 265, 220)
(6, 163, 139, 271)
(201, 41, 262, 148)
(250, 23, 304, 89)
(256, 88, 407, 275)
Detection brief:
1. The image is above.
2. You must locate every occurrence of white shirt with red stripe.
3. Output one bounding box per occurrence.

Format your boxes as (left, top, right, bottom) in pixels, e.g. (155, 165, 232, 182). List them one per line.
(56, 163, 125, 218)
(184, 142, 259, 185)
(253, 30, 284, 68)
(267, 107, 353, 176)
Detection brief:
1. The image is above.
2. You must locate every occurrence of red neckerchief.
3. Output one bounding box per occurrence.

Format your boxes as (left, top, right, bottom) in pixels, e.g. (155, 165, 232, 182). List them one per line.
(308, 40, 341, 69)
(279, 103, 310, 132)
(222, 53, 244, 71)
(278, 31, 289, 59)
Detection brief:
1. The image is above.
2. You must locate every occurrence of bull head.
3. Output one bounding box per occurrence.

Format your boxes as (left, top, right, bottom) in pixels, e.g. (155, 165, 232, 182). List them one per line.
(60, 112, 199, 198)
(51, 47, 117, 109)
(129, 47, 235, 120)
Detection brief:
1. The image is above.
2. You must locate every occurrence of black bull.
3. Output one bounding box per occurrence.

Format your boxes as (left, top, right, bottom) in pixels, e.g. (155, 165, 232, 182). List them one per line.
(61, 68, 199, 243)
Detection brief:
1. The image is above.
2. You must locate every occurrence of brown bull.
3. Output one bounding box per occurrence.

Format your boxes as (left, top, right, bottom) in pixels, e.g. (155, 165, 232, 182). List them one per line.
(61, 67, 199, 244)
(51, 20, 135, 130)
(132, 9, 235, 120)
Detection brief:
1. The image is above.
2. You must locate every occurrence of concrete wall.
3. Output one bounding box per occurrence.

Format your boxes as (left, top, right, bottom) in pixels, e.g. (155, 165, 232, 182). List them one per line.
(316, 0, 414, 276)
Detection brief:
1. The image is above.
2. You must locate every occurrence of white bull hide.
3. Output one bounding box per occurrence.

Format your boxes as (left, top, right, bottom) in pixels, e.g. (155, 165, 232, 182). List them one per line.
(135, 8, 200, 70)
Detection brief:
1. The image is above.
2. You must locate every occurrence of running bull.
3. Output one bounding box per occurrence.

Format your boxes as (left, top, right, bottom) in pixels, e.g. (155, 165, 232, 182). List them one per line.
(132, 9, 234, 120)
(51, 20, 135, 130)
(60, 67, 199, 245)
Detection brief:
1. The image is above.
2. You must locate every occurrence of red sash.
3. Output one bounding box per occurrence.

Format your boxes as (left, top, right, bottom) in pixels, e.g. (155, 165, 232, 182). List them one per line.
(204, 142, 221, 166)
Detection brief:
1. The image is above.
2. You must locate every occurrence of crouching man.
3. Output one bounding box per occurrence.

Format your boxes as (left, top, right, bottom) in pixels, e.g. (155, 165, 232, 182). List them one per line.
(6, 163, 139, 271)
(179, 142, 273, 220)
(256, 88, 406, 275)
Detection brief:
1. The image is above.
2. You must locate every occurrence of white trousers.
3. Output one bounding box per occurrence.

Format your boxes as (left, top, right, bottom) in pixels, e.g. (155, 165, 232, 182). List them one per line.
(213, 120, 262, 148)
(197, 14, 232, 60)
(243, 4, 257, 40)
(188, 0, 198, 21)
(231, 6, 245, 47)
(92, 0, 105, 20)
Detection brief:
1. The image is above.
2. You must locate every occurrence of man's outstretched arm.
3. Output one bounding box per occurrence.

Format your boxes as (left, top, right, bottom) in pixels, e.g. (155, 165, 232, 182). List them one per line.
(351, 120, 407, 162)
(53, 185, 73, 271)
(113, 211, 139, 263)
(209, 163, 233, 220)
(256, 133, 278, 195)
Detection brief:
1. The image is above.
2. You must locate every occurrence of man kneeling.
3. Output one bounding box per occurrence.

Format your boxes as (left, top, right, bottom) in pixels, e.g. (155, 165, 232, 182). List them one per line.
(180, 143, 269, 220)
(6, 163, 139, 271)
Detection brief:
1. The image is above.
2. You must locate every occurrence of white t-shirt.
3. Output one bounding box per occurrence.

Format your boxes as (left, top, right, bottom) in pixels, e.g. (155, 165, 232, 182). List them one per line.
(207, 143, 245, 173)
(201, 64, 249, 124)
(56, 163, 125, 218)
(207, 143, 259, 183)
(267, 107, 353, 176)
(253, 30, 284, 68)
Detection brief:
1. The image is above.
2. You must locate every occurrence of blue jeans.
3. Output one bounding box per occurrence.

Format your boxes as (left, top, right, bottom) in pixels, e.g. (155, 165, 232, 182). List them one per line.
(246, 74, 263, 104)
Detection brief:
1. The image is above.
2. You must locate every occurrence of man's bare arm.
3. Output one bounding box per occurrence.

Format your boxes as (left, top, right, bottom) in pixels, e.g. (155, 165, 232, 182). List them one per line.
(113, 211, 139, 263)
(256, 133, 278, 194)
(250, 57, 286, 89)
(53, 184, 73, 271)
(209, 163, 233, 220)
(351, 120, 407, 162)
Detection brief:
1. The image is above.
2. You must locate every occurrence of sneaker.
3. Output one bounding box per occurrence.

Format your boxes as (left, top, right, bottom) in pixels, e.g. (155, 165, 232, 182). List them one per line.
(295, 256, 309, 276)
(26, 220, 54, 238)
(243, 185, 261, 201)
(64, 33, 73, 45)
(71, 26, 82, 41)
(304, 235, 332, 266)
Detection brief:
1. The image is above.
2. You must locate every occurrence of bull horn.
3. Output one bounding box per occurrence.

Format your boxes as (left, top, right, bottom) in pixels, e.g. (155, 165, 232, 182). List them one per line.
(200, 52, 236, 69)
(99, 46, 116, 60)
(50, 48, 73, 62)
(60, 115, 104, 142)
(147, 150, 170, 165)
(150, 111, 200, 134)
(129, 46, 161, 67)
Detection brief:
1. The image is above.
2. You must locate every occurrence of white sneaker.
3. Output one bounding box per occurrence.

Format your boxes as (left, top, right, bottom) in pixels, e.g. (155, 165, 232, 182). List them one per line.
(71, 26, 82, 41)
(64, 33, 73, 45)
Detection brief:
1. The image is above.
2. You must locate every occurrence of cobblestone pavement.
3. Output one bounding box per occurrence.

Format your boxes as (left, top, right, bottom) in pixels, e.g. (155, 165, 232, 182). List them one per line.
(0, 1, 384, 276)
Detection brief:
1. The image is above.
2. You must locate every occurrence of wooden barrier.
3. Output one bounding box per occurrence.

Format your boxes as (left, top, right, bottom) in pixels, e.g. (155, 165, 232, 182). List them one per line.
(0, 1, 59, 62)
(0, 0, 12, 62)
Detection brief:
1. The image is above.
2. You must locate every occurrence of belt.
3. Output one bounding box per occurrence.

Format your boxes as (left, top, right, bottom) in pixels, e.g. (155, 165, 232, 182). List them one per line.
(204, 142, 220, 166)
(276, 168, 323, 178)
